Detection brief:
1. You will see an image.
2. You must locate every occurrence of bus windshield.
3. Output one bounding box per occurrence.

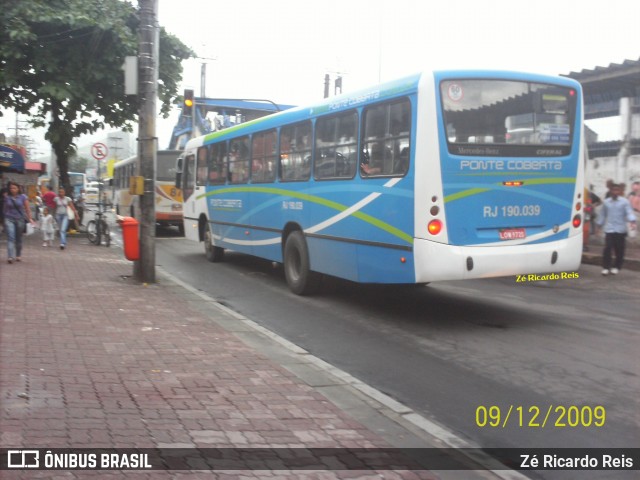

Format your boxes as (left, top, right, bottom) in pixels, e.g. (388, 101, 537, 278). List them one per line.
(157, 155, 178, 182)
(441, 79, 577, 157)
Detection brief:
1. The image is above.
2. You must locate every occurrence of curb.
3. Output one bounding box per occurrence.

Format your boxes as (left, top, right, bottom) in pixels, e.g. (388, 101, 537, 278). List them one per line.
(581, 252, 640, 271)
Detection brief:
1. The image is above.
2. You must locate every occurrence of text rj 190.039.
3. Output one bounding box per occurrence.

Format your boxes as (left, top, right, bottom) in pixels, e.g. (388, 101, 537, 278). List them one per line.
(475, 405, 606, 428)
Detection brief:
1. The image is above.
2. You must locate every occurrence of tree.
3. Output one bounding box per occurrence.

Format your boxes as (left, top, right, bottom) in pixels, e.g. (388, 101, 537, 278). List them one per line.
(68, 150, 90, 175)
(0, 0, 193, 195)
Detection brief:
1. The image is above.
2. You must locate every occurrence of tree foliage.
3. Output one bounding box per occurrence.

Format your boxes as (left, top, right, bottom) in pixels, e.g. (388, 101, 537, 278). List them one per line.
(0, 0, 193, 195)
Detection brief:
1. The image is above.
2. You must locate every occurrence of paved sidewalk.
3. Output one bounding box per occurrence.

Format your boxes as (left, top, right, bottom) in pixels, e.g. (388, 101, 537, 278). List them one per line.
(2, 232, 505, 479)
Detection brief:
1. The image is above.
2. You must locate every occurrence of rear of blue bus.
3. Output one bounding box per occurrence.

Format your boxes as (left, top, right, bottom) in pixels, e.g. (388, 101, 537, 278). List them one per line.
(413, 72, 584, 282)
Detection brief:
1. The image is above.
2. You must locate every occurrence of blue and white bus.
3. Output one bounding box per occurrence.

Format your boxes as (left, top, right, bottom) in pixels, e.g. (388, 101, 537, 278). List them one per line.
(68, 171, 88, 199)
(176, 70, 584, 294)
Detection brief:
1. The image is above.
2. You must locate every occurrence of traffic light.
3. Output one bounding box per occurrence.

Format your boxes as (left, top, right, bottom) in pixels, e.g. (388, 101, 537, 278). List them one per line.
(183, 89, 194, 116)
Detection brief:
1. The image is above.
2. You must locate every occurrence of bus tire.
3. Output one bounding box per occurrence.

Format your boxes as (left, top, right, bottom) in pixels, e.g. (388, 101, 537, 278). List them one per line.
(204, 224, 224, 262)
(284, 231, 320, 295)
(178, 223, 185, 236)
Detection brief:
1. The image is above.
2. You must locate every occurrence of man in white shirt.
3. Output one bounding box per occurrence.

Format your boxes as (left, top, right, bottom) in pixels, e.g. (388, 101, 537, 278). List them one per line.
(597, 183, 637, 275)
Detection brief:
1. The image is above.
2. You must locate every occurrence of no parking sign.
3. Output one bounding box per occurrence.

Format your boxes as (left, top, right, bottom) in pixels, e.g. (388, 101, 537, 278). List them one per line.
(91, 142, 108, 161)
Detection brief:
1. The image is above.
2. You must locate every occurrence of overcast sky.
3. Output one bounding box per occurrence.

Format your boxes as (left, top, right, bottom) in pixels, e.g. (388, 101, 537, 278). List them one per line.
(159, 0, 639, 99)
(157, 0, 640, 146)
(7, 0, 640, 157)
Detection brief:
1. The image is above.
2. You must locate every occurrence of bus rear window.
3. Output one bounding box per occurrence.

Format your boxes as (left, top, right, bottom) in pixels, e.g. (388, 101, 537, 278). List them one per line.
(440, 80, 577, 157)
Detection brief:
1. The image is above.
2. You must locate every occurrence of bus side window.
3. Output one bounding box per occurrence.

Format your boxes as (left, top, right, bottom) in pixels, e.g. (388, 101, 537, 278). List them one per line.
(314, 110, 357, 180)
(183, 154, 195, 201)
(208, 142, 227, 185)
(229, 136, 250, 184)
(280, 122, 312, 182)
(196, 147, 208, 186)
(361, 98, 411, 178)
(251, 130, 277, 184)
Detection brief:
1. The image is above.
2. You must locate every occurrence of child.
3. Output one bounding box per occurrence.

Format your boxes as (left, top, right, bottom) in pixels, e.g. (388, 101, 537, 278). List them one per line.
(41, 207, 56, 247)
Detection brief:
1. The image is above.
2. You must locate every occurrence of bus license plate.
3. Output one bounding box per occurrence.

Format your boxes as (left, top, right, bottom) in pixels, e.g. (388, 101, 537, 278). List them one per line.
(499, 228, 526, 240)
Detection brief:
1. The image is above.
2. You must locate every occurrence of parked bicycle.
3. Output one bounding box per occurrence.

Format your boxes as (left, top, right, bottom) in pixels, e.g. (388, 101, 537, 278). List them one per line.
(86, 204, 111, 247)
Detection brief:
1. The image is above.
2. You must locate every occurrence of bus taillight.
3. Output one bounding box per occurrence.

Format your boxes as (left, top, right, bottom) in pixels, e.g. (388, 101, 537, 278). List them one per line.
(428, 220, 442, 235)
(572, 215, 582, 228)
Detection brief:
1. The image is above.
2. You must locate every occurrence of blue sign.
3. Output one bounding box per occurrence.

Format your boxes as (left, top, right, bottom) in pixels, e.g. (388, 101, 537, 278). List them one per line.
(0, 144, 25, 172)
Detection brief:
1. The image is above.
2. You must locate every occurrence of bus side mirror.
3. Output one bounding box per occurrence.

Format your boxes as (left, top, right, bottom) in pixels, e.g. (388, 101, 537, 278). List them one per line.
(175, 157, 183, 189)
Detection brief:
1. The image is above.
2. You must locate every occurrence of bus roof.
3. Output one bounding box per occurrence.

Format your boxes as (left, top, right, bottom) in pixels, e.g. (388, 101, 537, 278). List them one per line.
(185, 72, 424, 151)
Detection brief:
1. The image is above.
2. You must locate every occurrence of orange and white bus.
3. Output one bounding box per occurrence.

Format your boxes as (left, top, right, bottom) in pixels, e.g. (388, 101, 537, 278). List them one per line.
(112, 150, 184, 233)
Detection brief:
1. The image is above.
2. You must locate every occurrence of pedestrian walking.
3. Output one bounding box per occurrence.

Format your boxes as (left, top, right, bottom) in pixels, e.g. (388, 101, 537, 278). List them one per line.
(629, 181, 640, 230)
(53, 187, 79, 250)
(0, 183, 7, 233)
(34, 191, 43, 221)
(587, 185, 602, 236)
(597, 183, 637, 275)
(42, 186, 56, 210)
(3, 181, 36, 263)
(40, 206, 56, 247)
(76, 188, 86, 226)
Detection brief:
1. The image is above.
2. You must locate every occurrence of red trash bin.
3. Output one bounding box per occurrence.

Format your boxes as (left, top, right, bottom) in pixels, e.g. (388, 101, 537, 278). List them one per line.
(118, 216, 140, 261)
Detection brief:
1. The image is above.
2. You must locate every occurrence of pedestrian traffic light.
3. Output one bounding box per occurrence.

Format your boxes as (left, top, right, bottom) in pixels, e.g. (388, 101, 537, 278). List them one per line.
(183, 89, 194, 116)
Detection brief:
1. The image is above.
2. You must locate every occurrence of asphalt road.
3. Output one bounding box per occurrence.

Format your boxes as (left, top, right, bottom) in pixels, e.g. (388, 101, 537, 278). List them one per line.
(153, 231, 639, 479)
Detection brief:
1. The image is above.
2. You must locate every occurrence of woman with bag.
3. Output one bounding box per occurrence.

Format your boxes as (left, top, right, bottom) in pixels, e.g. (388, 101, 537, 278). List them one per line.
(3, 181, 35, 264)
(53, 187, 79, 250)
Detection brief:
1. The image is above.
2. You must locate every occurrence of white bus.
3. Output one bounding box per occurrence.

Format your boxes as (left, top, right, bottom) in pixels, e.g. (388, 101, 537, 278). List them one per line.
(113, 150, 184, 233)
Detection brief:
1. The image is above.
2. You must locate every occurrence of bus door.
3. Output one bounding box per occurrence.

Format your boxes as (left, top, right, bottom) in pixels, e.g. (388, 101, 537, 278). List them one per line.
(181, 147, 211, 243)
(179, 152, 199, 242)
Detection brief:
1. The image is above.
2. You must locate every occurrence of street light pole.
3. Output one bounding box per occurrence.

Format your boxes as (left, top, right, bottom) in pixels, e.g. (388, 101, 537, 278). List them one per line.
(135, 0, 158, 283)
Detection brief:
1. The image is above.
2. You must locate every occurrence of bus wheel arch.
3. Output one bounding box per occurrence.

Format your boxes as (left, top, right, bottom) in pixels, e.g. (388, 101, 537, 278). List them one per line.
(202, 215, 224, 262)
(282, 227, 320, 295)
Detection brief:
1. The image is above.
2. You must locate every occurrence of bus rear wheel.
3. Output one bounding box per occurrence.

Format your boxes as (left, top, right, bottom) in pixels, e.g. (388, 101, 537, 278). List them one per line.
(284, 231, 320, 295)
(204, 224, 224, 262)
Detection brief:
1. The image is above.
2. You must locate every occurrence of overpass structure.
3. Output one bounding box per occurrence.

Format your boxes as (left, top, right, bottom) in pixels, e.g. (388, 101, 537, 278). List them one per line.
(168, 97, 295, 151)
(563, 58, 640, 159)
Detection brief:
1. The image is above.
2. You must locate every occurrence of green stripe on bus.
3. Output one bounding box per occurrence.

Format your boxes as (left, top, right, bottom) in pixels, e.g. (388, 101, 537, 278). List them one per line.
(196, 186, 413, 245)
(444, 177, 576, 203)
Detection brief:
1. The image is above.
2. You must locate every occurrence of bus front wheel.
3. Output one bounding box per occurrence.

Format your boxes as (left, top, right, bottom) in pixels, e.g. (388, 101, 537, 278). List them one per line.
(284, 231, 320, 295)
(204, 224, 224, 262)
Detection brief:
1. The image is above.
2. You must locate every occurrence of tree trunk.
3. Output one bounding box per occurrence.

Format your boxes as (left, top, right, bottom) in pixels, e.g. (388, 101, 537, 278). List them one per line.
(50, 100, 75, 198)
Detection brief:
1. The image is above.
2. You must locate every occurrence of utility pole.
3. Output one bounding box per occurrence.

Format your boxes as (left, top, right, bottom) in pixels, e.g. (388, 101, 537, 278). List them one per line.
(135, 0, 158, 283)
(197, 57, 217, 98)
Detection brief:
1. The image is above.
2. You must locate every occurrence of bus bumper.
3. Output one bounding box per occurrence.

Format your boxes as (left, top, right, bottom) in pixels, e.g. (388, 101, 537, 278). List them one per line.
(156, 212, 183, 223)
(414, 234, 583, 283)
